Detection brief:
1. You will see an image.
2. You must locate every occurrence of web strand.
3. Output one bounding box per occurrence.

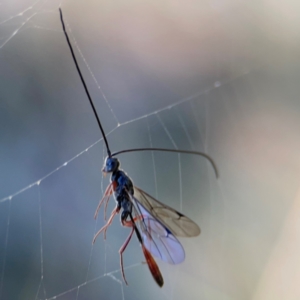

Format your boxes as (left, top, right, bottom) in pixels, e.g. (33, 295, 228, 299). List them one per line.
(146, 117, 158, 199)
(156, 114, 183, 211)
(0, 199, 11, 300)
(37, 183, 47, 299)
(175, 106, 196, 151)
(0, 0, 51, 49)
(45, 263, 140, 300)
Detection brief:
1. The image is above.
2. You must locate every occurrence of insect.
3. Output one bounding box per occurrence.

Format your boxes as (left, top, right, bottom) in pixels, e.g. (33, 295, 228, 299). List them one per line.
(59, 8, 218, 287)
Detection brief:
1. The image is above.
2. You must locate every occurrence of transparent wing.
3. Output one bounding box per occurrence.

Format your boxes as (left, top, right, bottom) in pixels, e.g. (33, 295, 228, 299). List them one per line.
(133, 186, 201, 237)
(133, 202, 185, 265)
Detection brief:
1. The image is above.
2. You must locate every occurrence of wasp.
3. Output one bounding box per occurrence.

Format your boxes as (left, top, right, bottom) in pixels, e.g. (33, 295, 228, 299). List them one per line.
(59, 8, 218, 287)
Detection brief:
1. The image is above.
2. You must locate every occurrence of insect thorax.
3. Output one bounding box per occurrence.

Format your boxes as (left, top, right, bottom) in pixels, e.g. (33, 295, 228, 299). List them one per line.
(111, 169, 134, 212)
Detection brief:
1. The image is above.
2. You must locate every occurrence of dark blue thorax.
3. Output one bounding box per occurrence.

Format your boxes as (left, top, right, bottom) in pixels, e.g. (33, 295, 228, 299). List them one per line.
(111, 169, 134, 214)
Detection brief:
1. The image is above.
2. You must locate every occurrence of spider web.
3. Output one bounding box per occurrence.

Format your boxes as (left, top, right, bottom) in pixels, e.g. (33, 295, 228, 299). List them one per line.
(1, 1, 300, 300)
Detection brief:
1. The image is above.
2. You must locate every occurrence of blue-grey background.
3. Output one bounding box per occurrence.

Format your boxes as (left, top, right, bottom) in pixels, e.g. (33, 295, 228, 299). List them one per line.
(0, 0, 300, 299)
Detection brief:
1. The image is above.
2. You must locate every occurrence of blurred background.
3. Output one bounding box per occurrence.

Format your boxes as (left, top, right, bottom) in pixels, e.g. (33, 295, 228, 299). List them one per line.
(0, 0, 300, 299)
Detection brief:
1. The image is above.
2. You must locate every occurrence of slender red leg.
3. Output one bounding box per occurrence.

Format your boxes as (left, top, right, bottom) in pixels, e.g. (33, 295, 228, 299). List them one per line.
(119, 226, 134, 285)
(104, 194, 110, 221)
(92, 206, 118, 244)
(126, 215, 145, 223)
(94, 183, 113, 220)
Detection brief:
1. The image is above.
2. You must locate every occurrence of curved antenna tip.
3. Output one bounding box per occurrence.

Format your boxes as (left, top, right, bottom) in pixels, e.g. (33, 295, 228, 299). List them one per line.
(112, 148, 219, 179)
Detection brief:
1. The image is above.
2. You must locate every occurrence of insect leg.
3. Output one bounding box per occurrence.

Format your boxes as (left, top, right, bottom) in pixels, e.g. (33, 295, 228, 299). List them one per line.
(94, 183, 113, 220)
(118, 226, 135, 286)
(92, 206, 119, 244)
(104, 194, 111, 221)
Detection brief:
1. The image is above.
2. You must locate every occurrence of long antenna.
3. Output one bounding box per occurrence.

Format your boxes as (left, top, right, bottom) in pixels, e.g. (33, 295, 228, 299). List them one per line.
(59, 8, 111, 157)
(59, 8, 219, 178)
(112, 148, 219, 178)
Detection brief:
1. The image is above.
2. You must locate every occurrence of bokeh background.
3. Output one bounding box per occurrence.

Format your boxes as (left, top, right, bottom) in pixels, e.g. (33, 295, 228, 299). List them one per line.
(1, 0, 300, 299)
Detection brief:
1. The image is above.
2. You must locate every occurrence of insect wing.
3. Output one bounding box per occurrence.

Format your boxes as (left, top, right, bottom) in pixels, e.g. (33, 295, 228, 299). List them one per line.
(134, 202, 185, 265)
(133, 186, 201, 237)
